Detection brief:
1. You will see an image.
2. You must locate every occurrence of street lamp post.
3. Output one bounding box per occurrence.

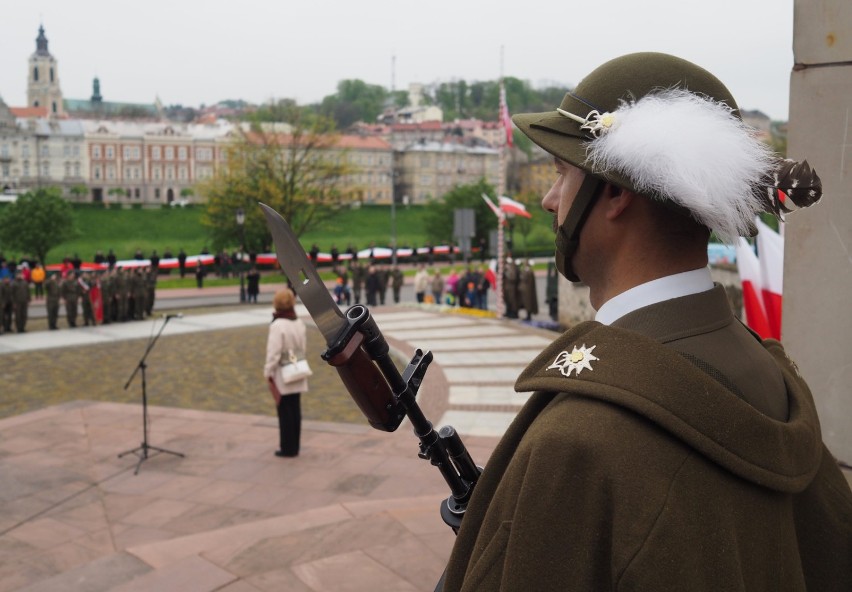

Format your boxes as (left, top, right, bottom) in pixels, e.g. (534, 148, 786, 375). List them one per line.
(236, 208, 246, 303)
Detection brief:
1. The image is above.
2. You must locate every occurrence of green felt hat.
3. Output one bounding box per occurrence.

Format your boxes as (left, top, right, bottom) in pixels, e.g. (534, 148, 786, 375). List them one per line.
(512, 52, 740, 198)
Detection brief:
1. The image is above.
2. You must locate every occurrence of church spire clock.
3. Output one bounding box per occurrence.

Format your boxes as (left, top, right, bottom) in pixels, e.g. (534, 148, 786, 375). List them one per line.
(27, 24, 64, 116)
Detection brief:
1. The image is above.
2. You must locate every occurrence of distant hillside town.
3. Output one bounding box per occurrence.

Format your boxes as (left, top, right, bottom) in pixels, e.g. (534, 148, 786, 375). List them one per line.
(1, 26, 783, 207)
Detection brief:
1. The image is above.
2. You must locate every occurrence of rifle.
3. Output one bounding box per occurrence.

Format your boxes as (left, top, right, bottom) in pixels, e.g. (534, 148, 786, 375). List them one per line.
(261, 204, 481, 533)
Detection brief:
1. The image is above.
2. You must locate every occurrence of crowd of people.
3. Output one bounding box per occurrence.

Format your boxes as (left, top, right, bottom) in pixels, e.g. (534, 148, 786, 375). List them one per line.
(323, 256, 542, 320)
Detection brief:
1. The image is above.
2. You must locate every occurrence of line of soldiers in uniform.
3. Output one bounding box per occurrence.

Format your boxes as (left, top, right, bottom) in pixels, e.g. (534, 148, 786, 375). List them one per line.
(502, 258, 539, 320)
(335, 261, 404, 307)
(40, 267, 158, 331)
(0, 271, 32, 334)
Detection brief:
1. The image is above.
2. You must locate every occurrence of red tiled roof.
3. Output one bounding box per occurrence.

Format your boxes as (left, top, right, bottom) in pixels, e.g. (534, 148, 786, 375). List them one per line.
(243, 131, 391, 150)
(391, 121, 443, 131)
(336, 135, 392, 150)
(10, 106, 49, 118)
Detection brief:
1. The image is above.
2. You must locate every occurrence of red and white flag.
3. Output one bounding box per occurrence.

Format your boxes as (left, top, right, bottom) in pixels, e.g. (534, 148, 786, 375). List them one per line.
(499, 195, 532, 218)
(736, 237, 773, 339)
(481, 193, 504, 220)
(499, 82, 513, 147)
(755, 219, 784, 340)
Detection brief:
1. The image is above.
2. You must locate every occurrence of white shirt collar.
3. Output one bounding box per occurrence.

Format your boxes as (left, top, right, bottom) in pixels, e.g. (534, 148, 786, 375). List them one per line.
(595, 267, 714, 326)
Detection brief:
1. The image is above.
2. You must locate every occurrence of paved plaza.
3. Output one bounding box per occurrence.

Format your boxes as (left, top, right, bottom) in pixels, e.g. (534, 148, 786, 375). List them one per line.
(0, 298, 556, 591)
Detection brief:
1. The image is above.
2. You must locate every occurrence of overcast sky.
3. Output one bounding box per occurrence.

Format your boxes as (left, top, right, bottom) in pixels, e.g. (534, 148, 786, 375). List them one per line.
(2, 0, 796, 120)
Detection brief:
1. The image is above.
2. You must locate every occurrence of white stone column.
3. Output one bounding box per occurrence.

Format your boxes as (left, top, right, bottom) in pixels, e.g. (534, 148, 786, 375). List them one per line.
(785, 1, 852, 461)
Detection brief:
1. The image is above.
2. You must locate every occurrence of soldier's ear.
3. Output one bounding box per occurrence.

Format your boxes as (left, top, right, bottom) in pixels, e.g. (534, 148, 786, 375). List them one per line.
(603, 185, 635, 221)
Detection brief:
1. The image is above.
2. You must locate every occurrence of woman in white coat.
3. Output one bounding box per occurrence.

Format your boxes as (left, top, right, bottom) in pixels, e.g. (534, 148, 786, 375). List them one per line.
(264, 288, 308, 457)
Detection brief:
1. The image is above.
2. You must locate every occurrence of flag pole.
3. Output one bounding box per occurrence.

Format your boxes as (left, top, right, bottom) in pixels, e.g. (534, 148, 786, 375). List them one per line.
(496, 47, 507, 318)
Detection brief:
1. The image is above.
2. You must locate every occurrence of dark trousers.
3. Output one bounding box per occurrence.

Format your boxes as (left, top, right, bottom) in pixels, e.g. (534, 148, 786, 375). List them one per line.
(276, 393, 301, 456)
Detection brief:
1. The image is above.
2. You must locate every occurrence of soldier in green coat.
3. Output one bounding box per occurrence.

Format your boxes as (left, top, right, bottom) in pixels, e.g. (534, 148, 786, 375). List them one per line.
(61, 273, 79, 328)
(350, 261, 364, 305)
(100, 270, 114, 324)
(44, 273, 61, 330)
(114, 268, 128, 322)
(11, 271, 30, 333)
(131, 268, 146, 320)
(443, 52, 852, 592)
(79, 272, 95, 326)
(390, 266, 404, 304)
(145, 267, 157, 316)
(0, 275, 10, 334)
(519, 260, 538, 320)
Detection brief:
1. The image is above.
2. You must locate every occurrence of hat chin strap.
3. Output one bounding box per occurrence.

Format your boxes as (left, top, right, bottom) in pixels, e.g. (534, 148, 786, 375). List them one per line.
(554, 175, 605, 282)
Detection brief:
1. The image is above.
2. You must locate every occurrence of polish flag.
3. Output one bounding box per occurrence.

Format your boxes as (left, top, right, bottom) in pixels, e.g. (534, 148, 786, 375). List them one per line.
(481, 193, 504, 220)
(755, 219, 784, 340)
(499, 82, 513, 147)
(736, 238, 773, 339)
(499, 195, 532, 218)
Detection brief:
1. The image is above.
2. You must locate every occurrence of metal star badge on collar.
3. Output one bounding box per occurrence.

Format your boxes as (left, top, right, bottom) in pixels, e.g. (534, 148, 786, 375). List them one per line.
(547, 344, 599, 377)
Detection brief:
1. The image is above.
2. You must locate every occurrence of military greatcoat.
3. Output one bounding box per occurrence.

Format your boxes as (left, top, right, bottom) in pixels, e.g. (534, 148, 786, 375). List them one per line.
(443, 286, 852, 591)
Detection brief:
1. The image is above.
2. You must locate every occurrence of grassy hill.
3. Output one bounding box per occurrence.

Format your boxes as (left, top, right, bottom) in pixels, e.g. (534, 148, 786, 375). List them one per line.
(46, 204, 431, 264)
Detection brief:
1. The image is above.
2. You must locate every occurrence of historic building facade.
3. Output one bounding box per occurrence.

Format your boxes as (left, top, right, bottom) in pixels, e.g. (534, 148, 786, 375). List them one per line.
(395, 141, 500, 204)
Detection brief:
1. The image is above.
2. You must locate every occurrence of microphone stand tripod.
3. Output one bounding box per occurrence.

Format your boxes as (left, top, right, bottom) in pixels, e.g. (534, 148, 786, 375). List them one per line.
(118, 315, 184, 474)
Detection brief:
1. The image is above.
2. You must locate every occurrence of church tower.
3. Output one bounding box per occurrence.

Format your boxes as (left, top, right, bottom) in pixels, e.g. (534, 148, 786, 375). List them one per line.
(27, 25, 64, 117)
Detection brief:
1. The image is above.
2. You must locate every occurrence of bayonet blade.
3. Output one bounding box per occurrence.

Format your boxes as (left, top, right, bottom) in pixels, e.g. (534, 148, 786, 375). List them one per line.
(260, 203, 345, 345)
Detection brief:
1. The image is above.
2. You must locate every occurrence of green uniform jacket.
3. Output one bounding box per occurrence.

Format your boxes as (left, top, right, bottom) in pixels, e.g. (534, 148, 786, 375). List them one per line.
(444, 290, 852, 591)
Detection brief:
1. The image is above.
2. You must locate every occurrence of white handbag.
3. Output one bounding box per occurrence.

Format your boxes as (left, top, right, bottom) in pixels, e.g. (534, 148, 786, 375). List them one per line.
(279, 349, 312, 383)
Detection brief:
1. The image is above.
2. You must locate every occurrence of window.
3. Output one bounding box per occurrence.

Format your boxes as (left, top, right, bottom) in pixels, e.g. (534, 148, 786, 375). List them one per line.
(74, 163, 80, 177)
(123, 146, 132, 159)
(0, 145, 7, 157)
(2, 164, 9, 177)
(164, 146, 174, 160)
(41, 144, 49, 157)
(33, 66, 38, 81)
(178, 166, 187, 180)
(178, 147, 187, 160)
(154, 188, 160, 199)
(107, 166, 115, 180)
(73, 145, 79, 157)
(93, 165, 101, 180)
(153, 166, 161, 180)
(196, 147, 212, 161)
(22, 144, 30, 157)
(50, 67, 54, 82)
(124, 167, 131, 179)
(152, 146, 162, 160)
(92, 145, 101, 159)
(41, 162, 49, 177)
(135, 188, 141, 199)
(23, 162, 30, 177)
(133, 147, 140, 159)
(106, 146, 114, 159)
(65, 163, 71, 177)
(63, 145, 70, 157)
(134, 167, 141, 179)
(166, 166, 174, 180)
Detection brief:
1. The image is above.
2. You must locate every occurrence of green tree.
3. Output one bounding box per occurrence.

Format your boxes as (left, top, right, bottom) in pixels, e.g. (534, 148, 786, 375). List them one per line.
(69, 184, 88, 201)
(0, 187, 77, 264)
(107, 187, 127, 201)
(422, 179, 497, 247)
(199, 107, 356, 253)
(510, 191, 540, 257)
(319, 79, 390, 128)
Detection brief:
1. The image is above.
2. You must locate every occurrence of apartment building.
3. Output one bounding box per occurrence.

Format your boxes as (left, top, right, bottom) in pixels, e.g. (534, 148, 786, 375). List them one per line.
(395, 140, 500, 204)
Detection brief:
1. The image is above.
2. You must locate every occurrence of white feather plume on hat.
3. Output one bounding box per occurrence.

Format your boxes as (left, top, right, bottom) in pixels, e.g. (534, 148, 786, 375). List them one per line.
(584, 88, 777, 243)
